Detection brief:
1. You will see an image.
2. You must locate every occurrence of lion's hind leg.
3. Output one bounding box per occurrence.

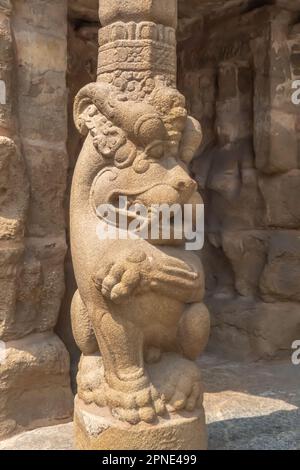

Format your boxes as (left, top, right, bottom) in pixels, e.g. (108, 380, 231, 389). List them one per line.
(71, 289, 98, 355)
(177, 303, 210, 360)
(90, 310, 166, 424)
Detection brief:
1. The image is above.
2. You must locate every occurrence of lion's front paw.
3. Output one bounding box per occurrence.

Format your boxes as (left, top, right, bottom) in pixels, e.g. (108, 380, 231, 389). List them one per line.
(105, 382, 166, 424)
(94, 250, 150, 304)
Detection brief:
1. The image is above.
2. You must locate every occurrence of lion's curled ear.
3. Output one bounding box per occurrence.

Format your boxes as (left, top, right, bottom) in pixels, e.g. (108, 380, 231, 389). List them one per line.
(73, 82, 111, 135)
(74, 82, 168, 148)
(180, 116, 202, 164)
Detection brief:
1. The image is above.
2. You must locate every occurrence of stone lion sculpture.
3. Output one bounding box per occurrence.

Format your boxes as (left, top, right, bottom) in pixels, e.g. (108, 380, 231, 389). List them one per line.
(70, 80, 210, 425)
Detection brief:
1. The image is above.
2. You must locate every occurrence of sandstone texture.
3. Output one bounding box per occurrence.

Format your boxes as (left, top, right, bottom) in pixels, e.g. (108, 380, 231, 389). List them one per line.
(64, 0, 300, 367)
(74, 398, 207, 451)
(0, 0, 299, 447)
(0, 355, 299, 450)
(0, 333, 72, 437)
(178, 2, 300, 360)
(70, 0, 210, 450)
(0, 0, 72, 439)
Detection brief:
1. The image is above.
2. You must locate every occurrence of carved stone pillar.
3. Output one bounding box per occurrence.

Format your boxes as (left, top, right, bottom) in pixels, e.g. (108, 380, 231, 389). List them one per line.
(71, 0, 210, 450)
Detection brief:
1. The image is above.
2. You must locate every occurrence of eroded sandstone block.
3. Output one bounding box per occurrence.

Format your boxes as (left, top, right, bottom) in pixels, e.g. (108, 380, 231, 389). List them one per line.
(253, 9, 299, 174)
(75, 399, 207, 451)
(0, 0, 72, 439)
(260, 231, 300, 302)
(208, 297, 300, 360)
(177, 3, 300, 360)
(0, 333, 73, 438)
(259, 170, 300, 228)
(222, 230, 268, 298)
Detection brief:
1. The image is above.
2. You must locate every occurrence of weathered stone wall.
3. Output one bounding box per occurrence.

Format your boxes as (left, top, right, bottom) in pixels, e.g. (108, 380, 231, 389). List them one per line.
(0, 0, 72, 439)
(4, 0, 299, 442)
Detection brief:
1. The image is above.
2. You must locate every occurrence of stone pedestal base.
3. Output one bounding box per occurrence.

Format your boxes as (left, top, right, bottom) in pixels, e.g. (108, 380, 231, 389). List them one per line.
(74, 397, 208, 450)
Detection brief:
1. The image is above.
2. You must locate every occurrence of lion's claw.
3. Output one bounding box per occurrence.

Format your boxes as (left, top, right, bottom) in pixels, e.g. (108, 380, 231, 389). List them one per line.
(106, 383, 166, 424)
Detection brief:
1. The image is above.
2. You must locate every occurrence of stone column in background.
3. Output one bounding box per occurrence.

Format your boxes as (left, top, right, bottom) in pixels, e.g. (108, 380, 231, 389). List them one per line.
(0, 0, 72, 439)
(71, 0, 210, 450)
(179, 3, 300, 359)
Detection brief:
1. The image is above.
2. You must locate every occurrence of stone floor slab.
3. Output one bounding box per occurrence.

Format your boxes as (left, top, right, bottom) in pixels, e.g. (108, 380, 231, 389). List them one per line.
(0, 356, 299, 450)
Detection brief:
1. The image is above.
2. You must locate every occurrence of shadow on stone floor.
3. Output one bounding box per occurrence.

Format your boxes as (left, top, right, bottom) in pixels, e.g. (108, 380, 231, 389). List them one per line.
(0, 355, 299, 450)
(198, 355, 300, 449)
(1, 409, 298, 450)
(208, 408, 300, 450)
(199, 355, 300, 408)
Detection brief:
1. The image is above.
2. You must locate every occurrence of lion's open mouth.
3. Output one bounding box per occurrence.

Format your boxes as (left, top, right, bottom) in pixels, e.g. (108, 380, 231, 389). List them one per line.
(107, 182, 180, 204)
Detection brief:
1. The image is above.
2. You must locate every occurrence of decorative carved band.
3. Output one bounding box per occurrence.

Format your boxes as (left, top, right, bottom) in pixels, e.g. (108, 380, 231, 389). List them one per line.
(97, 22, 176, 83)
(98, 22, 176, 46)
(98, 40, 176, 76)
